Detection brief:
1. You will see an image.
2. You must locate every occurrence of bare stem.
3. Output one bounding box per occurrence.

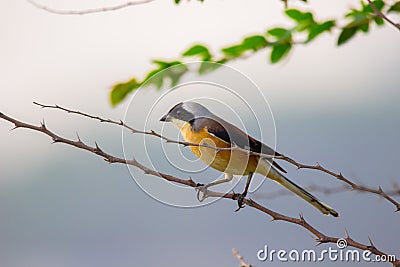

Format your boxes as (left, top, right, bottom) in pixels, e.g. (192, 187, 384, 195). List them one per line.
(27, 0, 155, 15)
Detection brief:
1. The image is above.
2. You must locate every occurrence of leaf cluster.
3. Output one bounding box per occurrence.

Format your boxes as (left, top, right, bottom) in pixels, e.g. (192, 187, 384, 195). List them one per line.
(110, 1, 400, 106)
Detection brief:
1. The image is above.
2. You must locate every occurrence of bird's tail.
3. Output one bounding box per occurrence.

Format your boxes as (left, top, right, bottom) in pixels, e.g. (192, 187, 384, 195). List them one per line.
(267, 167, 339, 217)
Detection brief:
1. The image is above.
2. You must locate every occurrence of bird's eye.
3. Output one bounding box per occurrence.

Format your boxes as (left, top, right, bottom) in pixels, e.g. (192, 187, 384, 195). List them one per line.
(176, 110, 181, 115)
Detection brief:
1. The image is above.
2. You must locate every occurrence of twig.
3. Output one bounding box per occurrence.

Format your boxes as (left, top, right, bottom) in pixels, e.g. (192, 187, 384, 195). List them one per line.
(232, 249, 252, 267)
(0, 111, 195, 187)
(27, 0, 155, 15)
(277, 158, 400, 212)
(0, 111, 399, 266)
(33, 102, 400, 212)
(367, 0, 400, 31)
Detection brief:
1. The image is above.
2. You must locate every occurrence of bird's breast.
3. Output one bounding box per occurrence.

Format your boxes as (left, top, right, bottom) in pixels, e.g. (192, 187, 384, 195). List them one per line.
(179, 123, 266, 175)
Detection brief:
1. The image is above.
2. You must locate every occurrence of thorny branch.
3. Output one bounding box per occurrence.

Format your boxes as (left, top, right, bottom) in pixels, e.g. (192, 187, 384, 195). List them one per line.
(33, 102, 400, 212)
(0, 110, 399, 266)
(27, 0, 155, 15)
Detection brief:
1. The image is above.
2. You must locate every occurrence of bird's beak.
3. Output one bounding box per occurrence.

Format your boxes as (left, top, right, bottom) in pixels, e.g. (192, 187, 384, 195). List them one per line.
(160, 114, 170, 122)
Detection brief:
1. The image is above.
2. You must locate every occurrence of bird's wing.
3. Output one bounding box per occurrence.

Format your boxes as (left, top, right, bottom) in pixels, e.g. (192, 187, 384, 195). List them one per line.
(192, 117, 287, 173)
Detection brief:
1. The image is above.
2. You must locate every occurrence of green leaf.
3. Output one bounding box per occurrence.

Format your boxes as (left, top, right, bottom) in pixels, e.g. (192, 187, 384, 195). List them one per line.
(145, 70, 164, 89)
(221, 44, 245, 57)
(307, 20, 335, 42)
(267, 27, 288, 37)
(285, 9, 313, 22)
(337, 27, 357, 46)
(182, 45, 212, 60)
(270, 43, 291, 63)
(221, 35, 268, 58)
(267, 28, 292, 45)
(373, 0, 385, 10)
(388, 2, 400, 12)
(346, 15, 369, 28)
(144, 69, 160, 81)
(373, 17, 384, 25)
(110, 78, 140, 106)
(241, 35, 268, 51)
(152, 60, 183, 70)
(148, 62, 188, 88)
(359, 21, 369, 32)
(152, 60, 171, 69)
(166, 64, 188, 87)
(364, 0, 385, 12)
(198, 61, 221, 74)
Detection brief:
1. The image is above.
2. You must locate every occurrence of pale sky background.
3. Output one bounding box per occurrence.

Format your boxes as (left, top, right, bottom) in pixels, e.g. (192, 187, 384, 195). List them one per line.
(1, 0, 400, 266)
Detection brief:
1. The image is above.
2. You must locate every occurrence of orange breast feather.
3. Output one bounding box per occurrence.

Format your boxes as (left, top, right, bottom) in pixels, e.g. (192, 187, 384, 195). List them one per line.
(180, 123, 261, 175)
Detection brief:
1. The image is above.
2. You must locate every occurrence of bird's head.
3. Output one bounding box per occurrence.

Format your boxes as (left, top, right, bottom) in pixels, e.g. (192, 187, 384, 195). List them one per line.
(160, 101, 211, 128)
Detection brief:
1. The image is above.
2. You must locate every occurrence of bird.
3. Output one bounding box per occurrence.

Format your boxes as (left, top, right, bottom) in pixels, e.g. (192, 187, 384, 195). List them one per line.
(160, 101, 339, 217)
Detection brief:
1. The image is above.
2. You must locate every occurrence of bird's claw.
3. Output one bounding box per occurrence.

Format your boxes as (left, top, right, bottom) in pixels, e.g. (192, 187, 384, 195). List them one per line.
(195, 183, 208, 202)
(233, 193, 246, 212)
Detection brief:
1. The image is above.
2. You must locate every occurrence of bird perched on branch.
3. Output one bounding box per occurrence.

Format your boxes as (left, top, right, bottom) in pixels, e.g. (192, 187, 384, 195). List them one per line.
(160, 101, 338, 217)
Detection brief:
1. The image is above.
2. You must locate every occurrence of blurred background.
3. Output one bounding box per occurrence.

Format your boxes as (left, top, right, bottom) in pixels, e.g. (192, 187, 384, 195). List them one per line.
(1, 0, 399, 266)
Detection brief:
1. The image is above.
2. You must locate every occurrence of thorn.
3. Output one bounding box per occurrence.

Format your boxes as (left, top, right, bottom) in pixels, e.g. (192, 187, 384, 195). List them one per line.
(368, 236, 376, 249)
(10, 125, 19, 131)
(52, 136, 60, 143)
(94, 141, 102, 153)
(345, 228, 350, 239)
(315, 237, 324, 246)
(299, 212, 305, 222)
(76, 131, 82, 143)
(378, 186, 383, 193)
(313, 235, 321, 242)
(188, 176, 194, 184)
(40, 119, 46, 129)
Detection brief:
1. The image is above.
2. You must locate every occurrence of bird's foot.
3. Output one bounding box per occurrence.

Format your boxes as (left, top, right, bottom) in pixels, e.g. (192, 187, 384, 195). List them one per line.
(195, 183, 209, 202)
(232, 192, 246, 212)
